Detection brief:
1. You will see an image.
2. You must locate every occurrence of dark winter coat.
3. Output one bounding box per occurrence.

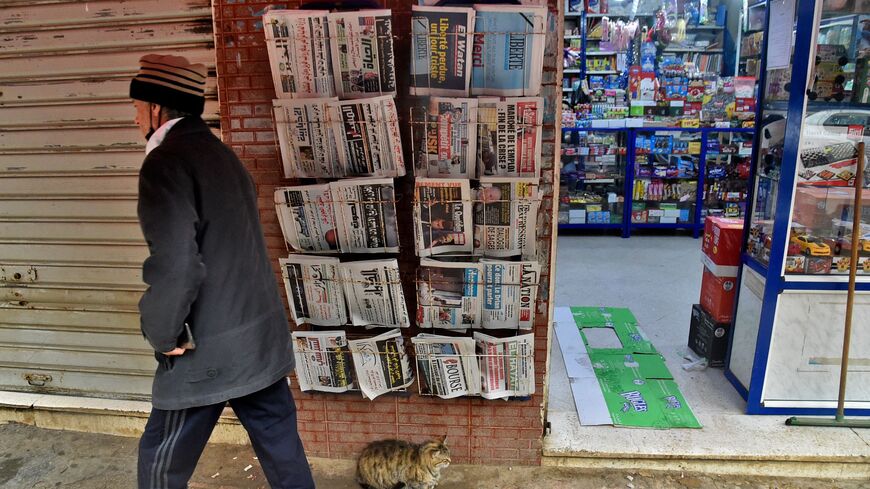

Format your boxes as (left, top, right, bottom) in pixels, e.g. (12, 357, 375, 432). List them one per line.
(137, 116, 293, 410)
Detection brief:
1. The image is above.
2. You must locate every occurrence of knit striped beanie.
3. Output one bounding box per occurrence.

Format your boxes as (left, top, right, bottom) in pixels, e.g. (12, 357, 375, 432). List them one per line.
(130, 54, 207, 115)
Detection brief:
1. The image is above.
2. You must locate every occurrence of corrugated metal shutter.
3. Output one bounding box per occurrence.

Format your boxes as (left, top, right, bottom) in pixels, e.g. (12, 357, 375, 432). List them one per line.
(0, 0, 219, 399)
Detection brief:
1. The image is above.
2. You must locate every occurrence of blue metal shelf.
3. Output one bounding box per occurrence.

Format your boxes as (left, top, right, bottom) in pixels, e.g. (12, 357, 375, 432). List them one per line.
(558, 223, 624, 230)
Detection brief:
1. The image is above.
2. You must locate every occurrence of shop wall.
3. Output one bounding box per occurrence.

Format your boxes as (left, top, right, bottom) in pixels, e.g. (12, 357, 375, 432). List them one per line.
(211, 0, 562, 465)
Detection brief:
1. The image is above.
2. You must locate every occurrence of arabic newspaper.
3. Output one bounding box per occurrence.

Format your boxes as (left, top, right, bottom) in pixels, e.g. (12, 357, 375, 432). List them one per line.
(330, 96, 405, 178)
(474, 332, 535, 400)
(470, 5, 546, 96)
(414, 178, 473, 256)
(279, 255, 347, 327)
(349, 329, 414, 399)
(480, 259, 540, 330)
(412, 333, 481, 398)
(341, 259, 410, 328)
(328, 10, 397, 99)
(473, 178, 540, 259)
(410, 6, 475, 96)
(273, 98, 342, 178)
(263, 10, 336, 98)
(477, 97, 543, 178)
(417, 258, 482, 330)
(291, 330, 355, 393)
(415, 97, 478, 178)
(275, 184, 339, 254)
(330, 178, 400, 254)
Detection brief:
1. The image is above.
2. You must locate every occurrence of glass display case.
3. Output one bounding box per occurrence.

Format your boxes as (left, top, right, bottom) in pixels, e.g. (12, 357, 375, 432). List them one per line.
(703, 130, 754, 219)
(728, 0, 870, 414)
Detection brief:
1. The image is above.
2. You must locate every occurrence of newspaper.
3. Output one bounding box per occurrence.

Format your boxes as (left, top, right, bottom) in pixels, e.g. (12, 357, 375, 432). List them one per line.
(481, 259, 540, 330)
(474, 332, 535, 400)
(412, 333, 481, 398)
(415, 97, 478, 178)
(331, 96, 405, 178)
(263, 10, 336, 98)
(341, 259, 410, 328)
(291, 330, 354, 393)
(275, 184, 338, 254)
(414, 178, 473, 256)
(470, 5, 546, 96)
(410, 6, 476, 96)
(473, 178, 540, 259)
(328, 10, 397, 99)
(330, 178, 400, 254)
(477, 97, 543, 178)
(274, 98, 342, 178)
(279, 255, 347, 327)
(417, 258, 482, 330)
(349, 328, 414, 399)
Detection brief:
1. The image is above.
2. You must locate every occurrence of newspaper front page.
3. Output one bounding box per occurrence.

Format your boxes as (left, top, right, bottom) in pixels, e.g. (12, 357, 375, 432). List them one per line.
(280, 255, 347, 327)
(328, 10, 397, 99)
(414, 178, 473, 256)
(331, 96, 405, 178)
(480, 259, 540, 330)
(349, 329, 414, 399)
(330, 178, 400, 253)
(473, 178, 540, 259)
(415, 97, 478, 178)
(474, 332, 535, 400)
(470, 5, 546, 96)
(291, 330, 355, 393)
(412, 333, 481, 398)
(263, 10, 336, 98)
(274, 98, 342, 178)
(341, 259, 410, 328)
(417, 258, 482, 330)
(410, 6, 475, 96)
(477, 97, 543, 178)
(275, 185, 339, 254)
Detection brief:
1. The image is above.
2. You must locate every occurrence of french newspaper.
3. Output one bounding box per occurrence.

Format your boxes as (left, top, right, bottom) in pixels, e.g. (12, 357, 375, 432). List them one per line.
(415, 97, 478, 178)
(416, 258, 482, 330)
(273, 98, 341, 179)
(474, 332, 535, 400)
(330, 178, 400, 254)
(477, 97, 543, 178)
(291, 330, 355, 393)
(410, 6, 475, 96)
(473, 177, 540, 259)
(263, 9, 336, 98)
(349, 329, 414, 400)
(414, 178, 473, 256)
(480, 259, 540, 330)
(340, 259, 410, 328)
(279, 255, 347, 327)
(470, 5, 546, 96)
(411, 333, 481, 399)
(274, 184, 339, 254)
(331, 96, 406, 178)
(328, 10, 397, 99)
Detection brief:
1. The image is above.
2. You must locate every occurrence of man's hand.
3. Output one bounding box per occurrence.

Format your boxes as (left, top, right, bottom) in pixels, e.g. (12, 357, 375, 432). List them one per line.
(162, 348, 186, 356)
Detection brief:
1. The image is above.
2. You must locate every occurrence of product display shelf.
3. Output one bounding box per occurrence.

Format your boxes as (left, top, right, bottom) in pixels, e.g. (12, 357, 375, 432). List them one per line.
(728, 0, 870, 415)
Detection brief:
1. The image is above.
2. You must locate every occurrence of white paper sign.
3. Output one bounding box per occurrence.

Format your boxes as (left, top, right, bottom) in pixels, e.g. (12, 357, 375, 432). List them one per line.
(766, 0, 796, 70)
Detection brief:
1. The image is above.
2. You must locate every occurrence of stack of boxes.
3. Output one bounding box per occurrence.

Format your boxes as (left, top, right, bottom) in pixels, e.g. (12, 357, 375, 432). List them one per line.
(689, 217, 743, 366)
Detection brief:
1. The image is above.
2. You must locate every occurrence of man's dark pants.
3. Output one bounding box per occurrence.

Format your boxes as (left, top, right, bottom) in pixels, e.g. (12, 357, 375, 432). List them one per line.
(137, 378, 315, 489)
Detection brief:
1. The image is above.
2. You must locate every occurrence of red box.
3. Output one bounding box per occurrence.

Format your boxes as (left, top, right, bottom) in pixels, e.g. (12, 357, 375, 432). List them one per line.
(702, 217, 744, 270)
(700, 266, 737, 323)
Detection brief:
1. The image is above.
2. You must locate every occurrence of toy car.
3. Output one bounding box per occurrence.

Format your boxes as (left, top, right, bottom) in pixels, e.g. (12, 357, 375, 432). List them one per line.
(830, 235, 870, 254)
(791, 234, 832, 256)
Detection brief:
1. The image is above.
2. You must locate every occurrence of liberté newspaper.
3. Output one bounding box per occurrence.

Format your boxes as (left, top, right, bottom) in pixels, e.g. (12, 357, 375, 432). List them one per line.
(417, 258, 482, 330)
(477, 97, 543, 178)
(412, 333, 481, 399)
(280, 255, 347, 327)
(329, 10, 397, 99)
(481, 259, 540, 330)
(275, 179, 399, 254)
(475, 332, 535, 399)
(470, 5, 546, 96)
(410, 6, 475, 96)
(291, 330, 355, 393)
(340, 259, 410, 329)
(473, 177, 540, 259)
(414, 97, 478, 178)
(414, 178, 473, 256)
(263, 10, 336, 98)
(349, 328, 414, 399)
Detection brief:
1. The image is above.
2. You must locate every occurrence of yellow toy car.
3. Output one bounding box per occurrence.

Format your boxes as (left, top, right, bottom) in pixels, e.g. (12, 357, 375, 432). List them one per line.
(791, 234, 832, 256)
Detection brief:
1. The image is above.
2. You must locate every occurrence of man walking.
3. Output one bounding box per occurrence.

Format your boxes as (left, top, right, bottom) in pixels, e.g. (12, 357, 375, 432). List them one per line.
(131, 54, 315, 489)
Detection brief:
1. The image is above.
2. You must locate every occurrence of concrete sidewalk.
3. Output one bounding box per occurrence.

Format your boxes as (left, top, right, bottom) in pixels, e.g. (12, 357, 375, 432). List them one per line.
(1, 423, 866, 489)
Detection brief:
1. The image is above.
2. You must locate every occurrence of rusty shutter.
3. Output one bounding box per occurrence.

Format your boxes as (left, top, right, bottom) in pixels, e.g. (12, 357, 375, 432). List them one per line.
(0, 0, 218, 399)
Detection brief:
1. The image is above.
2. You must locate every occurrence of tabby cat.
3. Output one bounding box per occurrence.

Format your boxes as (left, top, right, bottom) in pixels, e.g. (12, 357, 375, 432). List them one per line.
(356, 435, 451, 489)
